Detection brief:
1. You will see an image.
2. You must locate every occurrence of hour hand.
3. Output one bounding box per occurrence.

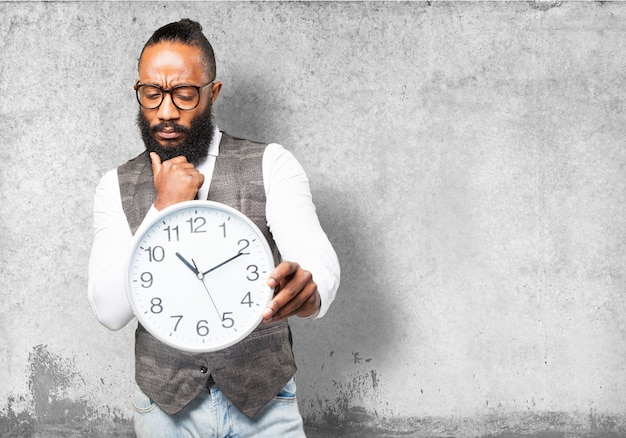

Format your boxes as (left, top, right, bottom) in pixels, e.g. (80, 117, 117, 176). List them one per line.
(175, 252, 201, 278)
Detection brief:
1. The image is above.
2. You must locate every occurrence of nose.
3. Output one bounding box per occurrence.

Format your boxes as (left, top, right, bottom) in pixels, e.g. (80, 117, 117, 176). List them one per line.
(156, 92, 180, 121)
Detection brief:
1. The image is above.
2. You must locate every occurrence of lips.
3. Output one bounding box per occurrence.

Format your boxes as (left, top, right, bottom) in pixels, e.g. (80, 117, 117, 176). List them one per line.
(156, 130, 183, 141)
(151, 123, 190, 144)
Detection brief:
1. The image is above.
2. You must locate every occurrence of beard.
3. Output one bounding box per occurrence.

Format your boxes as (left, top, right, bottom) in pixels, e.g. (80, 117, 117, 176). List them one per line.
(137, 103, 215, 166)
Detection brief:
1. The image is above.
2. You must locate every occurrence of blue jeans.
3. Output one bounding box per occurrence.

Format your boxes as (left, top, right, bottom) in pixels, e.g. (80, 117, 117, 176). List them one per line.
(133, 377, 306, 437)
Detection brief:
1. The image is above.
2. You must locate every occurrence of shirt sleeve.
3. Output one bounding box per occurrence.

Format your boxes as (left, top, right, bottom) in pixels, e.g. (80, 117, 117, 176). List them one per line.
(87, 169, 160, 331)
(263, 144, 341, 318)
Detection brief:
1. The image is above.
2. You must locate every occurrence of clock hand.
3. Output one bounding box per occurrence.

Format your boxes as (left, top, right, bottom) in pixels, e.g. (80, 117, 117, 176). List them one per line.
(175, 252, 201, 277)
(198, 277, 222, 320)
(178, 253, 225, 319)
(202, 252, 244, 276)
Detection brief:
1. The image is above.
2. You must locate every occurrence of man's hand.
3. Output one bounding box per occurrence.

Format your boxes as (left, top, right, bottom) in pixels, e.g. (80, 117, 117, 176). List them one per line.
(150, 152, 204, 210)
(262, 261, 320, 323)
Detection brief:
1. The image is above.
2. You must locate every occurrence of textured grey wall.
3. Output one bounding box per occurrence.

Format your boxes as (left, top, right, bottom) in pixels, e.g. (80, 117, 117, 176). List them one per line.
(2, 1, 626, 437)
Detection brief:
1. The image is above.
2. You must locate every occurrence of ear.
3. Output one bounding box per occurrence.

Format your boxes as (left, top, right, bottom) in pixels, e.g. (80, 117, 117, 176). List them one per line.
(210, 81, 223, 103)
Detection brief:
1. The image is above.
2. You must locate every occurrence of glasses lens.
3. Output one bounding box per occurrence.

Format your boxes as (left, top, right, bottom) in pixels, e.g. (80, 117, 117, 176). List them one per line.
(138, 85, 163, 109)
(172, 86, 200, 110)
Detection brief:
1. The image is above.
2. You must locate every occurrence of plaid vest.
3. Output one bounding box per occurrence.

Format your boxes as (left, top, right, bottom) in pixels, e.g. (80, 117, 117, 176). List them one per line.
(117, 132, 296, 418)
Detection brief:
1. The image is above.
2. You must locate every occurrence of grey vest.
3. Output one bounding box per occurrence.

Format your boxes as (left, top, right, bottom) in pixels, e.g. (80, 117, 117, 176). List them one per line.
(117, 133, 296, 418)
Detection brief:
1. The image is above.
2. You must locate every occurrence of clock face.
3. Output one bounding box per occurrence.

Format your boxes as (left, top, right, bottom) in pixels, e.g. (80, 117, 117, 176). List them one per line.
(126, 200, 275, 353)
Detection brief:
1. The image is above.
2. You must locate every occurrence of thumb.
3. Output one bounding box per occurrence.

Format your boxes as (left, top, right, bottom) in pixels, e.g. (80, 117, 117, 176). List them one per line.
(150, 152, 162, 175)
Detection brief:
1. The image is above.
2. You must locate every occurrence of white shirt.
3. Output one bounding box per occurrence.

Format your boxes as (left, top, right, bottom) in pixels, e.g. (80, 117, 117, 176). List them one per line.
(88, 129, 340, 331)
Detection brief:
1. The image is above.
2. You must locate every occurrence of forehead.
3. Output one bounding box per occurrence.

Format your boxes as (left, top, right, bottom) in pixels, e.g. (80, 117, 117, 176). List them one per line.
(138, 41, 207, 83)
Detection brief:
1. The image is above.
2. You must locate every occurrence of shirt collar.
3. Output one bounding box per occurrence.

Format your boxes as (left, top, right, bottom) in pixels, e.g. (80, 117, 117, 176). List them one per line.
(195, 125, 220, 170)
(208, 124, 221, 157)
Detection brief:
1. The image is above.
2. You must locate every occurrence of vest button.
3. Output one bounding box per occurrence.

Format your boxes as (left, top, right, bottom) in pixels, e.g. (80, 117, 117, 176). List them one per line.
(200, 366, 208, 374)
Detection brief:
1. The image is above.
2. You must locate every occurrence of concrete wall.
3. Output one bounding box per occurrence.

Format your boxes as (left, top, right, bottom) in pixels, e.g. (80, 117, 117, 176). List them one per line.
(1, 1, 625, 437)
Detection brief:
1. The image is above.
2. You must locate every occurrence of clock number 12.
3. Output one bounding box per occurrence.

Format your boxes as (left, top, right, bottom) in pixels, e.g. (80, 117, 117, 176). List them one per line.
(186, 217, 206, 234)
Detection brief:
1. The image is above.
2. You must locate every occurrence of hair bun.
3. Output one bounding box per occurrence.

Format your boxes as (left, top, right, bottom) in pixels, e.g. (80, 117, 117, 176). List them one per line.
(179, 18, 202, 33)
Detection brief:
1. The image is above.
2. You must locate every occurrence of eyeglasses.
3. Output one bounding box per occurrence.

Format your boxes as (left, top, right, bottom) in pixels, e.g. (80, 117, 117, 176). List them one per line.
(134, 81, 213, 111)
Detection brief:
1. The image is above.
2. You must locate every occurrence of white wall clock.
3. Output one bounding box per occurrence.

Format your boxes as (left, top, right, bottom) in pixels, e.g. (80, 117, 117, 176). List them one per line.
(125, 200, 275, 352)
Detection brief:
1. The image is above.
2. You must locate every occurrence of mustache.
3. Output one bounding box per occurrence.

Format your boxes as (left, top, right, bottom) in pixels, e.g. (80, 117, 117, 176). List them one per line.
(150, 122, 191, 135)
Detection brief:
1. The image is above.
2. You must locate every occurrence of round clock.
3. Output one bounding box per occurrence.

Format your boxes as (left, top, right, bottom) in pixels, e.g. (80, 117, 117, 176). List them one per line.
(125, 200, 275, 353)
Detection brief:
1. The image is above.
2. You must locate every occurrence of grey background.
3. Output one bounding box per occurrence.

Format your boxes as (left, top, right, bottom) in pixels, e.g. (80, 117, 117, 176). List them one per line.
(2, 1, 626, 437)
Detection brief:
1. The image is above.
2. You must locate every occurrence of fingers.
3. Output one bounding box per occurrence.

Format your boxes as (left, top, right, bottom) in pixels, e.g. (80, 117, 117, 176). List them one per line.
(151, 154, 204, 210)
(267, 261, 299, 289)
(150, 152, 162, 176)
(263, 262, 320, 323)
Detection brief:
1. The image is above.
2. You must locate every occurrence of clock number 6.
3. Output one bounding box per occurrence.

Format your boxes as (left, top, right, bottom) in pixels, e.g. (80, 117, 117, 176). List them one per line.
(196, 320, 209, 337)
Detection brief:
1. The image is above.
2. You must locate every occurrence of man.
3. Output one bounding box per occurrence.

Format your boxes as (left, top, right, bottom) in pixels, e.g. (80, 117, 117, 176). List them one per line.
(88, 19, 340, 437)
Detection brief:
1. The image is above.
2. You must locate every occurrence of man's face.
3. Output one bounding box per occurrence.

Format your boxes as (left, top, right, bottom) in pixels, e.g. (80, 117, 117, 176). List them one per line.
(137, 41, 220, 163)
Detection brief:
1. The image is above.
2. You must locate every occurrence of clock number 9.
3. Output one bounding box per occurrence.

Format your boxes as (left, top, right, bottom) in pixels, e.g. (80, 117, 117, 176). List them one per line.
(140, 272, 153, 288)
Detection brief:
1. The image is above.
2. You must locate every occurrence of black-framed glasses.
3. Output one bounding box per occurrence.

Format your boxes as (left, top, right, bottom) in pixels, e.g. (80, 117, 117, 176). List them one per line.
(134, 81, 213, 111)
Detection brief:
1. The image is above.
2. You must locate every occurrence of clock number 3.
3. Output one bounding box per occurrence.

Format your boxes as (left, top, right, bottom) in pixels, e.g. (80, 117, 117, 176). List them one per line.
(246, 265, 259, 281)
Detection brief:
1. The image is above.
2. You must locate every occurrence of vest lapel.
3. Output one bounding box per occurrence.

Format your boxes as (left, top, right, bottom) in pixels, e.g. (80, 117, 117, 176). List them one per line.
(118, 151, 155, 235)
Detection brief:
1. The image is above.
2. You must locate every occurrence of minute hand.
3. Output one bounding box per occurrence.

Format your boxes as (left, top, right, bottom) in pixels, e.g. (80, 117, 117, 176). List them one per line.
(202, 252, 244, 276)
